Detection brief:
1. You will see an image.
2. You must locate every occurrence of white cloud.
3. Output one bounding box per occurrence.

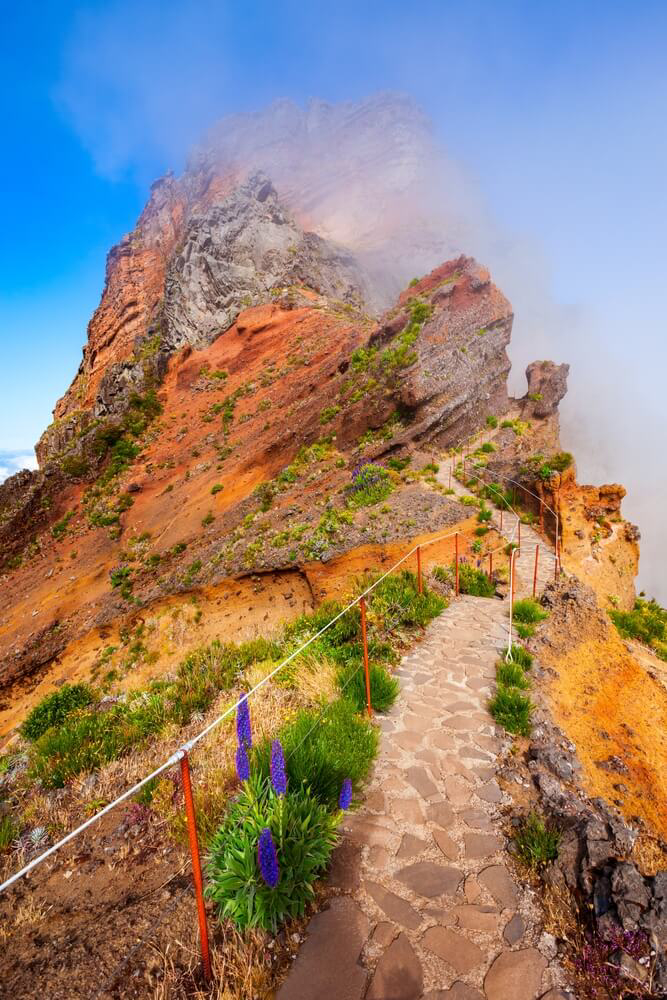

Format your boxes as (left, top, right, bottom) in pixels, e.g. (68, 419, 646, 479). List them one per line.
(0, 451, 38, 484)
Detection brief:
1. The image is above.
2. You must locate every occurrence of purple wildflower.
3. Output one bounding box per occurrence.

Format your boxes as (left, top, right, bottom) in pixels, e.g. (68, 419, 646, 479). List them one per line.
(236, 696, 252, 749)
(235, 743, 250, 782)
(270, 739, 288, 797)
(257, 828, 280, 888)
(339, 778, 353, 811)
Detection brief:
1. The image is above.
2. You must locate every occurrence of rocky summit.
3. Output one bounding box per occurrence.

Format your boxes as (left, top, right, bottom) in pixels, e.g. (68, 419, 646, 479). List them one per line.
(0, 96, 664, 1000)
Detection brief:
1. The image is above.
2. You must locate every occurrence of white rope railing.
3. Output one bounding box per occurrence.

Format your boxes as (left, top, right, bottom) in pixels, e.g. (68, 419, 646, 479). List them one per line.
(0, 465, 540, 896)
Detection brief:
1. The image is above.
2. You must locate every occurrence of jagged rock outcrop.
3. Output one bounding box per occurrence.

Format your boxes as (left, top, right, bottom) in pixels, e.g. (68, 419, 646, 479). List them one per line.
(521, 360, 570, 418)
(164, 174, 368, 351)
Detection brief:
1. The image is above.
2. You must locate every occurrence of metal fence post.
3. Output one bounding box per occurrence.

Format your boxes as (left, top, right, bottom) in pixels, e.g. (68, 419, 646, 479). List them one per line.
(488, 551, 493, 581)
(518, 518, 521, 557)
(180, 752, 212, 982)
(455, 532, 460, 596)
(360, 597, 372, 718)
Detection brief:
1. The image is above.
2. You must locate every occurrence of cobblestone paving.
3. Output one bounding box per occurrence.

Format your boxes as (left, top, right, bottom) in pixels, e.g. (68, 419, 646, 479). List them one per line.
(278, 474, 571, 1000)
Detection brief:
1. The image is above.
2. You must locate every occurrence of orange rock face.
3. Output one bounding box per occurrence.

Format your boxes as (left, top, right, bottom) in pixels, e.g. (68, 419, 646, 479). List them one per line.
(55, 176, 188, 421)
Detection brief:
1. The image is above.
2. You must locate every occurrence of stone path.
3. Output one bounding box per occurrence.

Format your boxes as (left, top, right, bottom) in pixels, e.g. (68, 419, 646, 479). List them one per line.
(278, 471, 570, 1000)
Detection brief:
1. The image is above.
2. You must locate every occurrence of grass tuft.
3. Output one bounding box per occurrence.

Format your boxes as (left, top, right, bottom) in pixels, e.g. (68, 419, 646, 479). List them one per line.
(514, 812, 560, 868)
(488, 685, 533, 736)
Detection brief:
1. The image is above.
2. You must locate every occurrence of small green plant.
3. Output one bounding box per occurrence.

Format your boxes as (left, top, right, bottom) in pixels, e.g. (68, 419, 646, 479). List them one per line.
(110, 565, 134, 600)
(320, 404, 341, 424)
(202, 511, 214, 526)
(388, 455, 411, 472)
(61, 455, 89, 478)
(513, 812, 560, 868)
(507, 644, 533, 670)
(346, 464, 393, 508)
(496, 660, 530, 689)
(455, 562, 495, 598)
(512, 598, 548, 625)
(486, 415, 498, 428)
(254, 698, 377, 810)
(206, 774, 339, 931)
(52, 511, 75, 540)
(488, 685, 533, 736)
(211, 483, 224, 495)
(610, 597, 667, 660)
(21, 683, 95, 741)
(0, 815, 17, 852)
(339, 662, 399, 713)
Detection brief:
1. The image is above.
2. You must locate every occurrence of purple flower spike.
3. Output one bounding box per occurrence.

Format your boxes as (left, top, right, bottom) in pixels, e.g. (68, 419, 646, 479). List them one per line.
(270, 739, 288, 797)
(236, 696, 252, 749)
(235, 743, 250, 782)
(258, 827, 280, 888)
(339, 778, 353, 811)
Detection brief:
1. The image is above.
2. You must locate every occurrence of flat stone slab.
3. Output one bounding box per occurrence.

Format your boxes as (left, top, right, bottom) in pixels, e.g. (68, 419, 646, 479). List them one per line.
(366, 932, 423, 1000)
(504, 912, 526, 944)
(463, 832, 503, 859)
(390, 797, 426, 824)
(397, 833, 430, 859)
(364, 880, 422, 930)
(427, 800, 455, 828)
(478, 864, 519, 909)
(424, 984, 484, 1000)
(433, 828, 459, 860)
(459, 808, 495, 831)
(405, 765, 439, 799)
(452, 903, 501, 933)
(483, 948, 547, 1000)
(475, 780, 504, 804)
(277, 897, 369, 1000)
(396, 861, 462, 898)
(421, 926, 485, 974)
(328, 838, 362, 891)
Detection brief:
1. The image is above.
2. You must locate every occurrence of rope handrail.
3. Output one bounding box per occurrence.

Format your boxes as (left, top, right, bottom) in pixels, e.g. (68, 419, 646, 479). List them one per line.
(0, 471, 531, 896)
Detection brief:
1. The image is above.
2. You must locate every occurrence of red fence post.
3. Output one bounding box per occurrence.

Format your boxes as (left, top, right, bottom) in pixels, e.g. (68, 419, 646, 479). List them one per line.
(511, 547, 517, 607)
(360, 597, 372, 718)
(180, 752, 212, 983)
(533, 544, 539, 598)
(455, 532, 460, 596)
(488, 552, 493, 581)
(417, 545, 423, 594)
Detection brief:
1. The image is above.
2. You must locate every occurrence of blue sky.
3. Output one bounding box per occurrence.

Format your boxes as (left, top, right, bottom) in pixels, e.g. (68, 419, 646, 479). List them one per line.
(1, 0, 665, 592)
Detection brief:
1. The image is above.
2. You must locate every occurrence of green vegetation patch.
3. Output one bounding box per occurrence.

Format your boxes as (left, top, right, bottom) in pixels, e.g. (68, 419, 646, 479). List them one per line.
(610, 597, 667, 661)
(21, 683, 95, 742)
(513, 812, 560, 869)
(346, 463, 393, 508)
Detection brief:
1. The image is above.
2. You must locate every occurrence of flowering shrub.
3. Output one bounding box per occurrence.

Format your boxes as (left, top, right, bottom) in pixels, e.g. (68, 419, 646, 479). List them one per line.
(346, 463, 393, 507)
(206, 773, 339, 931)
(573, 926, 653, 998)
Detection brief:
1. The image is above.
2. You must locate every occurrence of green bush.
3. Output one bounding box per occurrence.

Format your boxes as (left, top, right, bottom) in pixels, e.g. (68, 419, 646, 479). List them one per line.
(458, 562, 495, 598)
(488, 685, 533, 736)
(507, 644, 533, 670)
(486, 415, 498, 428)
(346, 464, 393, 507)
(514, 812, 560, 868)
(339, 662, 399, 713)
(496, 661, 530, 690)
(610, 598, 666, 649)
(61, 455, 89, 478)
(512, 598, 548, 624)
(206, 774, 339, 931)
(368, 570, 446, 630)
(388, 455, 411, 472)
(253, 698, 377, 810)
(21, 683, 94, 741)
(0, 815, 17, 852)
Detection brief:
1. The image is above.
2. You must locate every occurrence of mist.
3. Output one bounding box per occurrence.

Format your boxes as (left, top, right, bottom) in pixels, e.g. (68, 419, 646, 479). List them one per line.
(50, 0, 666, 600)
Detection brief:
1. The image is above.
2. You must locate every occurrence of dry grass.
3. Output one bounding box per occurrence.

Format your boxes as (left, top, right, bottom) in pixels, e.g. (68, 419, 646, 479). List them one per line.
(631, 832, 667, 876)
(0, 895, 52, 944)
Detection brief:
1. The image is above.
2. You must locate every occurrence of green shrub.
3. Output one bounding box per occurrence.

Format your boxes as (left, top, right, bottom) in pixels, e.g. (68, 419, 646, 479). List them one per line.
(0, 815, 18, 852)
(346, 464, 393, 507)
(514, 812, 560, 868)
(496, 661, 530, 690)
(507, 644, 533, 670)
(488, 685, 533, 736)
(516, 623, 535, 639)
(388, 455, 411, 472)
(610, 598, 666, 648)
(30, 695, 169, 788)
(21, 683, 94, 741)
(211, 483, 224, 495)
(339, 662, 399, 713)
(61, 455, 89, 478)
(513, 598, 548, 625)
(368, 570, 446, 630)
(457, 562, 495, 598)
(253, 698, 377, 810)
(206, 775, 339, 931)
(52, 511, 75, 540)
(486, 415, 498, 428)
